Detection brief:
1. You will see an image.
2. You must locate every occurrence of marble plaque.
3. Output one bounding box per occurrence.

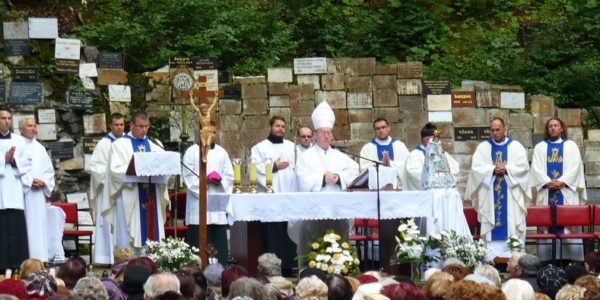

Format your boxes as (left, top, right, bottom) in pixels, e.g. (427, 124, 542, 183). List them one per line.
(79, 63, 98, 77)
(82, 137, 102, 154)
(8, 82, 43, 104)
(4, 40, 29, 56)
(428, 111, 453, 122)
(397, 62, 423, 79)
(37, 109, 56, 123)
(28, 18, 58, 39)
(268, 68, 293, 83)
(500, 92, 525, 109)
(36, 123, 57, 141)
(427, 94, 452, 111)
(67, 192, 89, 210)
(397, 79, 422, 95)
(11, 66, 38, 81)
(68, 89, 95, 109)
(3, 21, 28, 39)
(98, 52, 123, 69)
(55, 59, 79, 74)
(192, 57, 217, 70)
(108, 85, 131, 102)
(451, 91, 476, 107)
(47, 141, 74, 160)
(294, 57, 327, 74)
(169, 56, 194, 69)
(422, 80, 451, 95)
(80, 76, 95, 90)
(454, 127, 479, 141)
(83, 113, 106, 134)
(192, 69, 218, 91)
(55, 38, 81, 60)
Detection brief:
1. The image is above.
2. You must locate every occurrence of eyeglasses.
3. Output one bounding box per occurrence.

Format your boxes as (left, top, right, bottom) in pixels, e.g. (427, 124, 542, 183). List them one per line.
(132, 123, 150, 129)
(299, 135, 312, 139)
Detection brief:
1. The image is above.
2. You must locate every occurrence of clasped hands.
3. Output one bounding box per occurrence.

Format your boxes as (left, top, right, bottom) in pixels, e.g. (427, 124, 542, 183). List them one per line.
(324, 171, 340, 184)
(546, 179, 565, 191)
(32, 178, 46, 190)
(4, 146, 15, 165)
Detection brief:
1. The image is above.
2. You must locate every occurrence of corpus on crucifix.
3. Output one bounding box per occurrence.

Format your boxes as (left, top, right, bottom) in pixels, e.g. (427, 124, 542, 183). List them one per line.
(189, 89, 219, 163)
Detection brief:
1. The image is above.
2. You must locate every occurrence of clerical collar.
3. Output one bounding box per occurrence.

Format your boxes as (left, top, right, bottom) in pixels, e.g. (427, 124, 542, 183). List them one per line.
(317, 145, 331, 153)
(374, 136, 392, 145)
(547, 137, 563, 143)
(491, 137, 509, 146)
(126, 132, 147, 141)
(0, 131, 10, 139)
(267, 133, 283, 144)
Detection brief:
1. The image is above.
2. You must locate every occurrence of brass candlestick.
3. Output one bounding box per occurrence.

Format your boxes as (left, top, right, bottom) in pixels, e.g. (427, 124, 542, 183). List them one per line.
(232, 158, 242, 193)
(249, 158, 258, 193)
(265, 158, 273, 193)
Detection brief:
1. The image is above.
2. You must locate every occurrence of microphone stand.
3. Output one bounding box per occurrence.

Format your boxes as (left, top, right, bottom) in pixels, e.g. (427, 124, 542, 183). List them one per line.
(337, 148, 384, 270)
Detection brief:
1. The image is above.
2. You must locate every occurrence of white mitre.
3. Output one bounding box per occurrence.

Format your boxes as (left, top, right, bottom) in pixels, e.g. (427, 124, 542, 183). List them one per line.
(311, 100, 335, 129)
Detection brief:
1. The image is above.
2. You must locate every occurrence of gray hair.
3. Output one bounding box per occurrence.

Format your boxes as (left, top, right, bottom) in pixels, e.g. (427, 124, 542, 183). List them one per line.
(507, 251, 526, 270)
(474, 264, 502, 287)
(518, 254, 542, 276)
(72, 276, 108, 300)
(204, 263, 225, 287)
(143, 272, 181, 298)
(501, 279, 535, 300)
(257, 253, 282, 276)
(18, 116, 35, 130)
(227, 277, 267, 300)
(0, 295, 19, 300)
(296, 275, 328, 300)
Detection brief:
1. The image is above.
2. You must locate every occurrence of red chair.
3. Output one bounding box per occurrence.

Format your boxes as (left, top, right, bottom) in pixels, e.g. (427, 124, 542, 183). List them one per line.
(592, 205, 600, 248)
(555, 205, 595, 261)
(51, 202, 94, 264)
(463, 207, 480, 240)
(349, 219, 368, 270)
(525, 205, 557, 262)
(165, 191, 188, 238)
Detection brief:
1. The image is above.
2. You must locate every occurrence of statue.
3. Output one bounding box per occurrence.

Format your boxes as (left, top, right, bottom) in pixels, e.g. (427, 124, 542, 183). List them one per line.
(422, 129, 457, 190)
(189, 90, 219, 162)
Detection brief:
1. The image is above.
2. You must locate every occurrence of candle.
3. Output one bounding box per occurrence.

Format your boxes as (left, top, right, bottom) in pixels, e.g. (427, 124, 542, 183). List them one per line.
(249, 161, 257, 183)
(265, 159, 273, 184)
(233, 158, 241, 184)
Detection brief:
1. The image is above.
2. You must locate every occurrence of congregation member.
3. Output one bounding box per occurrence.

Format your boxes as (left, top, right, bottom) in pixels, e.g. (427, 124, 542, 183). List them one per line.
(531, 117, 587, 262)
(250, 115, 298, 275)
(109, 112, 170, 249)
(465, 117, 531, 259)
(359, 117, 409, 186)
(20, 117, 55, 263)
(86, 112, 125, 264)
(297, 126, 313, 153)
(296, 101, 359, 261)
(0, 106, 31, 273)
(183, 121, 233, 264)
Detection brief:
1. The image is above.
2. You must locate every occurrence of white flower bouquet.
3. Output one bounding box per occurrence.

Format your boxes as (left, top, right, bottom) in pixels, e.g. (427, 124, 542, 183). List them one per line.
(506, 234, 523, 252)
(395, 218, 427, 262)
(145, 237, 200, 272)
(436, 230, 490, 270)
(306, 230, 360, 275)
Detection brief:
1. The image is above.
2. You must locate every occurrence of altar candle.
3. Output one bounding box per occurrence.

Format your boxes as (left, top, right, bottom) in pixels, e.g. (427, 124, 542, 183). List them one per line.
(249, 161, 257, 183)
(233, 164, 241, 184)
(265, 159, 273, 184)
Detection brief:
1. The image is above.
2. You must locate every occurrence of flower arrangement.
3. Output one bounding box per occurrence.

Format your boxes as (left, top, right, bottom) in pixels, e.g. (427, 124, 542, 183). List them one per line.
(306, 230, 360, 275)
(506, 235, 523, 252)
(395, 218, 427, 262)
(434, 230, 490, 270)
(145, 237, 200, 272)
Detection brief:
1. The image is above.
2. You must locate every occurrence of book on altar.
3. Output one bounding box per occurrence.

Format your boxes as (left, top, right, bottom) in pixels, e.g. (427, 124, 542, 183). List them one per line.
(348, 165, 397, 190)
(125, 151, 181, 184)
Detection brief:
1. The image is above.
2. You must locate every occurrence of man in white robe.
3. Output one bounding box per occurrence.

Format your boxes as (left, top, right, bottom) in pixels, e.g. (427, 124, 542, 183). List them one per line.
(20, 117, 55, 263)
(359, 117, 409, 186)
(531, 117, 586, 261)
(296, 126, 313, 154)
(107, 112, 170, 249)
(250, 115, 297, 273)
(183, 122, 233, 264)
(465, 117, 531, 259)
(0, 106, 32, 271)
(85, 113, 124, 264)
(296, 101, 359, 263)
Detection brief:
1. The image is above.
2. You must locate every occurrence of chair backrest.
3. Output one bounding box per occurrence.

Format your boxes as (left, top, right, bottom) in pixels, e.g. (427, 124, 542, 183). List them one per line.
(51, 202, 78, 225)
(169, 191, 187, 219)
(526, 206, 553, 227)
(463, 207, 478, 228)
(594, 205, 600, 226)
(555, 205, 592, 227)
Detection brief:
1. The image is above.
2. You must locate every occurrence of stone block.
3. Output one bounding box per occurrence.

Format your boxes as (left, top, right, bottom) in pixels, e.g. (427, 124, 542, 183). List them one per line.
(500, 92, 525, 109)
(475, 84, 500, 108)
(269, 107, 291, 123)
(558, 108, 582, 126)
(83, 113, 106, 134)
(345, 76, 372, 92)
(146, 85, 170, 102)
(486, 109, 509, 123)
(321, 74, 345, 90)
(586, 162, 600, 175)
(584, 142, 600, 162)
(389, 126, 404, 141)
(453, 141, 480, 154)
(267, 68, 293, 83)
(242, 83, 267, 99)
(346, 58, 376, 75)
(217, 131, 242, 158)
(453, 154, 473, 172)
(97, 69, 128, 85)
(269, 95, 290, 107)
(373, 89, 398, 107)
(405, 125, 421, 146)
(315, 91, 346, 109)
(452, 107, 485, 125)
(509, 129, 532, 148)
(269, 83, 289, 95)
(333, 109, 349, 125)
(509, 113, 532, 129)
(397, 62, 423, 79)
(440, 138, 455, 153)
(244, 115, 270, 129)
(349, 109, 375, 123)
(589, 129, 600, 142)
(292, 116, 313, 129)
(59, 142, 84, 171)
(345, 142, 364, 156)
(109, 102, 129, 116)
(376, 63, 398, 75)
(219, 115, 243, 132)
(347, 92, 372, 109)
(586, 175, 600, 188)
(242, 98, 268, 115)
(404, 111, 429, 127)
(373, 75, 396, 89)
(397, 79, 422, 95)
(427, 95, 452, 111)
(350, 123, 373, 141)
(398, 96, 424, 111)
(569, 127, 584, 146)
(428, 112, 453, 122)
(491, 84, 524, 92)
(333, 124, 350, 141)
(219, 99, 241, 115)
(532, 116, 547, 134)
(291, 100, 315, 116)
(232, 76, 265, 84)
(435, 122, 454, 138)
(297, 75, 320, 90)
(461, 80, 487, 91)
(374, 107, 404, 124)
(326, 58, 348, 74)
(241, 128, 266, 152)
(530, 95, 555, 117)
(289, 84, 315, 101)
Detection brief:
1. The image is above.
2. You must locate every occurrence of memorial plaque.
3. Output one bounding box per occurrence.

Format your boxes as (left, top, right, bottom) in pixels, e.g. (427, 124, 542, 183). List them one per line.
(37, 109, 56, 123)
(478, 127, 491, 139)
(79, 63, 98, 77)
(68, 89, 95, 109)
(294, 57, 327, 74)
(36, 123, 57, 141)
(169, 56, 194, 69)
(8, 82, 43, 104)
(192, 57, 217, 70)
(28, 18, 58, 39)
(48, 141, 74, 159)
(427, 94, 452, 111)
(219, 71, 230, 84)
(98, 52, 123, 69)
(500, 92, 525, 109)
(223, 85, 241, 99)
(108, 85, 131, 102)
(193, 69, 218, 91)
(82, 137, 102, 154)
(4, 40, 29, 56)
(532, 133, 545, 146)
(397, 62, 423, 79)
(3, 21, 28, 39)
(422, 80, 451, 95)
(397, 79, 422, 95)
(451, 91, 476, 107)
(83, 113, 106, 134)
(12, 66, 38, 81)
(428, 111, 453, 122)
(55, 38, 81, 60)
(454, 127, 480, 141)
(55, 59, 79, 74)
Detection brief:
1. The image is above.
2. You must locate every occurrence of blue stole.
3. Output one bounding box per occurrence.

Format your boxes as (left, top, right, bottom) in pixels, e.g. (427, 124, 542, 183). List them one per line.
(125, 135, 159, 245)
(546, 139, 565, 234)
(103, 133, 116, 143)
(371, 137, 397, 161)
(488, 136, 512, 241)
(416, 145, 426, 155)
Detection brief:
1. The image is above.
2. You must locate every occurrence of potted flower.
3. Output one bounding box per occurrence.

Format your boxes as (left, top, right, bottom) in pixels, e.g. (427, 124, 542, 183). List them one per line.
(305, 230, 360, 275)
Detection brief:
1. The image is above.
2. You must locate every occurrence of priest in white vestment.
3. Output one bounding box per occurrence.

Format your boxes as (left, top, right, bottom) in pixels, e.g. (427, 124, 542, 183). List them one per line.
(183, 122, 233, 264)
(85, 113, 124, 264)
(296, 101, 359, 263)
(465, 118, 531, 259)
(296, 126, 313, 154)
(359, 117, 409, 186)
(107, 112, 170, 249)
(20, 117, 55, 263)
(531, 117, 586, 261)
(0, 106, 32, 271)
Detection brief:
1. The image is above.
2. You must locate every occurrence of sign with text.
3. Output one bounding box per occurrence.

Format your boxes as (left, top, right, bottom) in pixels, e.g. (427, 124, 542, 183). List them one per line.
(294, 57, 327, 74)
(169, 56, 194, 69)
(454, 127, 480, 141)
(37, 109, 56, 123)
(193, 69, 218, 91)
(68, 89, 96, 110)
(82, 137, 102, 154)
(8, 82, 43, 104)
(47, 141, 74, 160)
(36, 123, 57, 141)
(79, 63, 98, 77)
(478, 127, 491, 139)
(192, 57, 217, 70)
(422, 80, 451, 95)
(451, 90, 476, 107)
(11, 66, 38, 81)
(98, 52, 123, 69)
(55, 38, 81, 60)
(169, 56, 217, 70)
(55, 59, 79, 74)
(28, 18, 58, 39)
(4, 39, 29, 56)
(108, 85, 131, 102)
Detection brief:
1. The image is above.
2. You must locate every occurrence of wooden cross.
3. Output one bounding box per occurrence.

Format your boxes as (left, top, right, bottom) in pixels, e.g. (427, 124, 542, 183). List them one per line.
(193, 76, 224, 104)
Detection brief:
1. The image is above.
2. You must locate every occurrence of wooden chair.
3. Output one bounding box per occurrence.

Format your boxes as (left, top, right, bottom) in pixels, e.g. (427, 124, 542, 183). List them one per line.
(555, 205, 595, 262)
(463, 207, 481, 240)
(165, 191, 188, 238)
(525, 205, 557, 263)
(50, 202, 94, 264)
